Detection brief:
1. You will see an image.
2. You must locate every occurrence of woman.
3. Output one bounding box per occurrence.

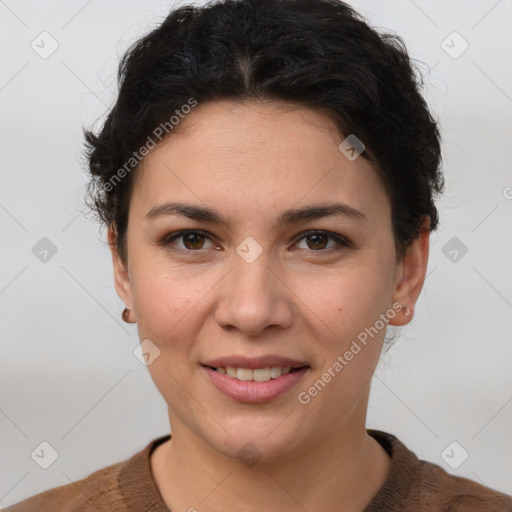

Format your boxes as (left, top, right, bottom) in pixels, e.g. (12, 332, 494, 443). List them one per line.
(5, 0, 511, 510)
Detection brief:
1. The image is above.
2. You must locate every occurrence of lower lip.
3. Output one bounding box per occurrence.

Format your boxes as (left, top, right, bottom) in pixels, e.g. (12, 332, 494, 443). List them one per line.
(202, 366, 309, 404)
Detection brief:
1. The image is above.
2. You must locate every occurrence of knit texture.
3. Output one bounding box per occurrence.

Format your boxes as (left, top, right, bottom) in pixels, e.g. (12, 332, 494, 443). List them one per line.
(4, 430, 512, 511)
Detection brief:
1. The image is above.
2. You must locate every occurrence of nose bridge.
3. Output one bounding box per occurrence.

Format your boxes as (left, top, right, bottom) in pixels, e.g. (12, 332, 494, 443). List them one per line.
(230, 232, 275, 290)
(214, 243, 292, 335)
(233, 247, 272, 292)
(230, 245, 276, 308)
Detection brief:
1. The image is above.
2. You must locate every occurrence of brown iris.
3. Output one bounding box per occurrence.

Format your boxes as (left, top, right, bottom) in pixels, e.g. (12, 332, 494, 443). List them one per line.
(182, 232, 206, 250)
(305, 233, 328, 250)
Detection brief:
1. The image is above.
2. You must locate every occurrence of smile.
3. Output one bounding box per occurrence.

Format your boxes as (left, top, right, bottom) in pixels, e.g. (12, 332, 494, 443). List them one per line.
(202, 365, 310, 403)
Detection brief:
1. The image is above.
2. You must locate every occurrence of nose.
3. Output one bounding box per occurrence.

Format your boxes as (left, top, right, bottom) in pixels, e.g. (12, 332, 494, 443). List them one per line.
(214, 252, 294, 337)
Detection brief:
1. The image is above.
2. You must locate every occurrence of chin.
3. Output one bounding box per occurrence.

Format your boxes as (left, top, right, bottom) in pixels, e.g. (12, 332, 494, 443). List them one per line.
(203, 417, 305, 465)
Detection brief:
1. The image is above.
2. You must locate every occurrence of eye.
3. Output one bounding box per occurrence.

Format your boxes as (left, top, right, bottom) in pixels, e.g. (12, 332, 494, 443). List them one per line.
(293, 230, 350, 252)
(160, 229, 351, 255)
(160, 230, 218, 252)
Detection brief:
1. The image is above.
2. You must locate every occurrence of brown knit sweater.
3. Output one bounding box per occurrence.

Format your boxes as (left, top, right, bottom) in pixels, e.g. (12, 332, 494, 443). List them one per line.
(3, 430, 511, 511)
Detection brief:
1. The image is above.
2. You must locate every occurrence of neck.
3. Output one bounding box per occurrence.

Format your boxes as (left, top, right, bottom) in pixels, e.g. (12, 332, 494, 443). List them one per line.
(151, 415, 391, 512)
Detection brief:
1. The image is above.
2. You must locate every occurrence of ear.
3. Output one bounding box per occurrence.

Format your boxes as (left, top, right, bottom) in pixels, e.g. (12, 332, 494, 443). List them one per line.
(108, 224, 133, 309)
(388, 216, 431, 326)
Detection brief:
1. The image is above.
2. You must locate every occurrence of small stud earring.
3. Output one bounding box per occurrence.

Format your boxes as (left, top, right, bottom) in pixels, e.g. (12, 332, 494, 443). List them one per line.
(122, 307, 134, 323)
(403, 306, 411, 316)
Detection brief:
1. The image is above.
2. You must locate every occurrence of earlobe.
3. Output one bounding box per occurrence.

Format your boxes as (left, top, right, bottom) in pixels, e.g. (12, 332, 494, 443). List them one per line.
(108, 224, 133, 309)
(388, 217, 431, 326)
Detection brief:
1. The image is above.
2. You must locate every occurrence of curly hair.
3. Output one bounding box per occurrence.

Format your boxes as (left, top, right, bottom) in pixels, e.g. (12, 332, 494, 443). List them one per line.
(83, 0, 444, 264)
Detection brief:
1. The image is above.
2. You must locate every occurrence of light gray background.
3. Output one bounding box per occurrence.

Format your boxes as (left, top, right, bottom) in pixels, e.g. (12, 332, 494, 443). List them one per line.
(1, 0, 511, 507)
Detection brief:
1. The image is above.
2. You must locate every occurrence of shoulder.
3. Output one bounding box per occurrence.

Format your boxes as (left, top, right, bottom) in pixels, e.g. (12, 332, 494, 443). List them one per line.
(417, 457, 512, 512)
(1, 459, 126, 512)
(368, 430, 512, 512)
(0, 434, 171, 512)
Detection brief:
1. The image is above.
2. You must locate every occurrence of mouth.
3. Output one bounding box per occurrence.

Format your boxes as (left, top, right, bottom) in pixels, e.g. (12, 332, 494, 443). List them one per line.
(200, 358, 311, 403)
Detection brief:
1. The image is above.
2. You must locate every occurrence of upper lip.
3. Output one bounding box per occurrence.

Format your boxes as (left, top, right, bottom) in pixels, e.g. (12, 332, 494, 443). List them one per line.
(201, 355, 309, 369)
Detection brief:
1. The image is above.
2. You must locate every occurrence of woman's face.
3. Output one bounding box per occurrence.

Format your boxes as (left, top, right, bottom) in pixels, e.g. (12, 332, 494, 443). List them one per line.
(112, 100, 428, 463)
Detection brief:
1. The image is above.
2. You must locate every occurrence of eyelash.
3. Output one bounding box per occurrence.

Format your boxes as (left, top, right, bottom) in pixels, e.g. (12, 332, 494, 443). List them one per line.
(159, 229, 351, 255)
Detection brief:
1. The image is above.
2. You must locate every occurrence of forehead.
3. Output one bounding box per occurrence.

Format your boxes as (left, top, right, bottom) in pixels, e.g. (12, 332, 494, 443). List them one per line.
(130, 100, 390, 226)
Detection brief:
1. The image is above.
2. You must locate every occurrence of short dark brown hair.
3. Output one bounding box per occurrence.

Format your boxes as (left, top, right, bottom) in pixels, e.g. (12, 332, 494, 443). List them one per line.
(83, 0, 444, 263)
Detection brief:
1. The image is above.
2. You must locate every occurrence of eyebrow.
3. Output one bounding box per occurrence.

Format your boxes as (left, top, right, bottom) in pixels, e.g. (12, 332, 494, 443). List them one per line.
(145, 201, 367, 226)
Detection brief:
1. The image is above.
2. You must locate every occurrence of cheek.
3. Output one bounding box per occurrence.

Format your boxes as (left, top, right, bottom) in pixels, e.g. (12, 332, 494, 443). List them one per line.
(294, 260, 394, 344)
(129, 257, 207, 349)
(130, 267, 208, 405)
(294, 269, 392, 419)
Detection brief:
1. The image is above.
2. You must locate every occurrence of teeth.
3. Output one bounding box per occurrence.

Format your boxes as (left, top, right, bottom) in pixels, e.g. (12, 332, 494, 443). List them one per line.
(237, 368, 253, 381)
(218, 366, 293, 381)
(253, 368, 270, 382)
(270, 366, 284, 378)
(226, 366, 237, 378)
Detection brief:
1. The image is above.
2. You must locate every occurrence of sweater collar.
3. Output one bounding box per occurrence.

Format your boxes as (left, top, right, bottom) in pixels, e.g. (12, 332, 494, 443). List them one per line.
(118, 430, 419, 511)
(364, 430, 419, 511)
(119, 433, 171, 511)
